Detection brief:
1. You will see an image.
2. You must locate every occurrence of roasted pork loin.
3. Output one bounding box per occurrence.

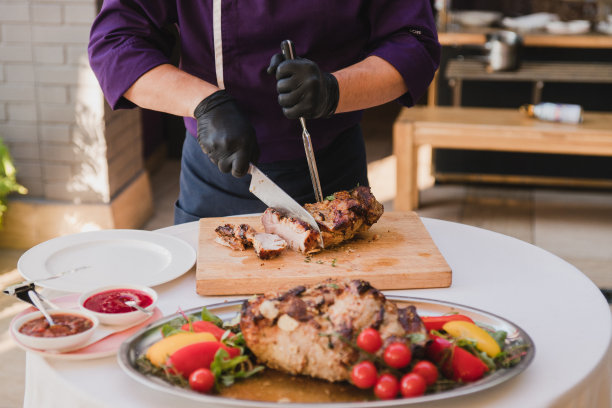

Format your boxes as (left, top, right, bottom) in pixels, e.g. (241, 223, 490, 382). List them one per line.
(214, 223, 286, 259)
(305, 186, 384, 247)
(240, 279, 427, 382)
(261, 186, 384, 253)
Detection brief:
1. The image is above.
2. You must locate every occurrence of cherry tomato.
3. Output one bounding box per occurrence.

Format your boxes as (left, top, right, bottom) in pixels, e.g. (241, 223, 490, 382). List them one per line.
(383, 342, 412, 369)
(356, 328, 383, 353)
(350, 361, 378, 389)
(411, 361, 438, 386)
(374, 373, 399, 400)
(189, 368, 215, 393)
(400, 372, 426, 398)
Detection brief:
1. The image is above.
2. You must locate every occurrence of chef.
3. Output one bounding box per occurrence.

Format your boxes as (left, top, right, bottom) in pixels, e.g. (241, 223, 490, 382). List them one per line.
(88, 1, 440, 224)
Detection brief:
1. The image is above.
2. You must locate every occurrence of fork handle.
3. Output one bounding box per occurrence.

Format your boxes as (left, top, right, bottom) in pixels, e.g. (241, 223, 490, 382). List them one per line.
(281, 40, 296, 61)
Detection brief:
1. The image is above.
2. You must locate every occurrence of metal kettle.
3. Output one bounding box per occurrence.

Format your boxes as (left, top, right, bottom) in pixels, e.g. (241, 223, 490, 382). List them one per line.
(482, 31, 522, 72)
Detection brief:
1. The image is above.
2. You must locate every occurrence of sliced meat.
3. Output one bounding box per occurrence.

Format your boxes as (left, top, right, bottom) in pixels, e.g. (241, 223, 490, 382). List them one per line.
(261, 208, 321, 254)
(214, 223, 257, 251)
(305, 186, 384, 247)
(214, 223, 286, 260)
(252, 233, 287, 259)
(240, 279, 427, 382)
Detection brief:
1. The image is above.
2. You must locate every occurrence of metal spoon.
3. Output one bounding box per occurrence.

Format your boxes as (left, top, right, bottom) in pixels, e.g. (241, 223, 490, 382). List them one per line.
(28, 290, 56, 326)
(124, 300, 153, 315)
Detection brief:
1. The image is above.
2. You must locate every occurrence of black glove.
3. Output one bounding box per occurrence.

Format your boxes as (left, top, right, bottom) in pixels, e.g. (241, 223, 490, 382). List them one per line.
(267, 53, 339, 119)
(194, 90, 259, 178)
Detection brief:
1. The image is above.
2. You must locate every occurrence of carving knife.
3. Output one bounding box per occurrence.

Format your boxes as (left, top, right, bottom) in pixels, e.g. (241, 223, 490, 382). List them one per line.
(280, 39, 324, 203)
(248, 164, 324, 248)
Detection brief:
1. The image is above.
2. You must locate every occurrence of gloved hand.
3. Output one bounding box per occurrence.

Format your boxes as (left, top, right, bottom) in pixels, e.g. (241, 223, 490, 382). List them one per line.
(267, 53, 339, 120)
(194, 90, 259, 178)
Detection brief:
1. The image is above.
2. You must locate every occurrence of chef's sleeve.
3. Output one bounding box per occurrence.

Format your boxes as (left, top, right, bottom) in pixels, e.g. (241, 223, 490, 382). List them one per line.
(88, 0, 178, 109)
(366, 0, 441, 107)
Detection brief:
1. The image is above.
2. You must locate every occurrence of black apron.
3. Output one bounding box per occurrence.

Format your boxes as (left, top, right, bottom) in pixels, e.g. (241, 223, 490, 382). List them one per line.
(174, 125, 369, 224)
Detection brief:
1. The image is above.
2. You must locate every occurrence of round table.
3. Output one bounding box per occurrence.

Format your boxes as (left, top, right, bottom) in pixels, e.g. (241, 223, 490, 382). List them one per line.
(22, 218, 612, 408)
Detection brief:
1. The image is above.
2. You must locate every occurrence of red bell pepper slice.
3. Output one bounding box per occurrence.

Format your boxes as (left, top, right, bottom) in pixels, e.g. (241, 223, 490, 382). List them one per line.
(421, 314, 474, 333)
(426, 336, 488, 382)
(167, 341, 241, 378)
(181, 321, 233, 340)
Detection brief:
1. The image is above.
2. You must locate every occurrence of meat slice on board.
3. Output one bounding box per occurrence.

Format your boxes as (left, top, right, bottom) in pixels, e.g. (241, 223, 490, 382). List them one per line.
(214, 223, 286, 259)
(261, 186, 384, 253)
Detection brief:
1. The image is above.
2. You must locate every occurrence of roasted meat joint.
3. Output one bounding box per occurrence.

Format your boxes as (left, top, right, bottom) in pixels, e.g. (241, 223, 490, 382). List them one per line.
(262, 186, 384, 253)
(215, 186, 384, 257)
(240, 279, 427, 382)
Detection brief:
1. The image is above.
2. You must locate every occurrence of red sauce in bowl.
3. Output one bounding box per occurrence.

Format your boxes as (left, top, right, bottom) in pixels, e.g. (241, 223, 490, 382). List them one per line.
(83, 288, 153, 314)
(19, 314, 93, 338)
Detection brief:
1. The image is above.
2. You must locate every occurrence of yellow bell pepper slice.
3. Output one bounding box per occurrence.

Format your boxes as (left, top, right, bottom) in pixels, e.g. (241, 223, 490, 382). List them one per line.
(146, 331, 216, 366)
(442, 320, 501, 358)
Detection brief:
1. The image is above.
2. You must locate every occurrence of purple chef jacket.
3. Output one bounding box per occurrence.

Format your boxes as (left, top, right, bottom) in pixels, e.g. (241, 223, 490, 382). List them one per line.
(89, 1, 440, 163)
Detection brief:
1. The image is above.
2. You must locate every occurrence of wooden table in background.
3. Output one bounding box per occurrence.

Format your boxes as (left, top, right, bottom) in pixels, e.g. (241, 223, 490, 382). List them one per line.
(393, 106, 612, 210)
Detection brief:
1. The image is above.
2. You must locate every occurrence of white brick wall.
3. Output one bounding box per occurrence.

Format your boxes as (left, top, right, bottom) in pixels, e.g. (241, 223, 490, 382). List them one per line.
(32, 4, 62, 24)
(0, 44, 33, 62)
(7, 103, 37, 122)
(2, 24, 32, 42)
(6, 64, 35, 82)
(0, 4, 30, 22)
(63, 5, 94, 24)
(34, 45, 65, 64)
(38, 86, 68, 104)
(0, 0, 144, 203)
(0, 84, 36, 101)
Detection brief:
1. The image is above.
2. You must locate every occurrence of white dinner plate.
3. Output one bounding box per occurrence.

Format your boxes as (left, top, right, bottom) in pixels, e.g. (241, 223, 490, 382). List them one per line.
(118, 296, 535, 407)
(18, 229, 196, 292)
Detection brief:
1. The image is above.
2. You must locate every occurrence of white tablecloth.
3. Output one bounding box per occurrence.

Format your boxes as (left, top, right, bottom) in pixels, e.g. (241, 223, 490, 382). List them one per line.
(22, 218, 612, 408)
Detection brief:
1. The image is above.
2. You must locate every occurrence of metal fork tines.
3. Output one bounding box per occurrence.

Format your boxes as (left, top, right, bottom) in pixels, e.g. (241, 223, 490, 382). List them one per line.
(280, 39, 324, 203)
(299, 118, 324, 203)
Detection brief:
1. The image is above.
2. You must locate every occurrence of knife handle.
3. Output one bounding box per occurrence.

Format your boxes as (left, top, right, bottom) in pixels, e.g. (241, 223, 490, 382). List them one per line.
(281, 39, 296, 61)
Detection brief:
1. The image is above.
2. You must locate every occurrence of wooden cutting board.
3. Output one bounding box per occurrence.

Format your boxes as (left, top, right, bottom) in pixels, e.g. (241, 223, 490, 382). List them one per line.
(196, 211, 451, 295)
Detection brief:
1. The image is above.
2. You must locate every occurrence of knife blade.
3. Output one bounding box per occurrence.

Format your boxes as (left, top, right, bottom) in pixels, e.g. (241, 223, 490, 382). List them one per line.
(248, 164, 324, 248)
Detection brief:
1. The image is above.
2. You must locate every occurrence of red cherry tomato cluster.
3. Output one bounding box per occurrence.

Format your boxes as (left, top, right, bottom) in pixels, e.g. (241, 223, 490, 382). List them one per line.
(350, 327, 441, 400)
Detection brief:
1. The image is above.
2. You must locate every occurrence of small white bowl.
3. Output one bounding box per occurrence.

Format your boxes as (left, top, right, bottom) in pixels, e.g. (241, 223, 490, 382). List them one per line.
(78, 284, 158, 326)
(12, 309, 99, 352)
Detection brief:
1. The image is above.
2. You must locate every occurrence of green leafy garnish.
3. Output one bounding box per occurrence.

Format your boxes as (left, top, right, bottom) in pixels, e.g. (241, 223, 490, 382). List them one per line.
(325, 195, 335, 201)
(331, 258, 337, 267)
(135, 355, 188, 387)
(160, 317, 188, 337)
(490, 330, 507, 350)
(201, 306, 224, 327)
(406, 332, 427, 344)
(210, 348, 264, 389)
(304, 256, 312, 263)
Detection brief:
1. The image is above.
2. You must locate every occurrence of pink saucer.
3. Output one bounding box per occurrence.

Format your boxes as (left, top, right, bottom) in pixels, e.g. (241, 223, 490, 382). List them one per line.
(10, 294, 163, 360)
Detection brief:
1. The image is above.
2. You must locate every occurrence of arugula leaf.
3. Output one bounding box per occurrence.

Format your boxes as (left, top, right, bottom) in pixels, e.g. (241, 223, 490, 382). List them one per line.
(160, 317, 188, 337)
(406, 332, 427, 344)
(210, 348, 264, 391)
(491, 330, 507, 350)
(201, 306, 224, 327)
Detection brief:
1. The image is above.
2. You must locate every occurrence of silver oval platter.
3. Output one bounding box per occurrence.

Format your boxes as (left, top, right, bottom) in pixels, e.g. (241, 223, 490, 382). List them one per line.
(118, 296, 535, 407)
